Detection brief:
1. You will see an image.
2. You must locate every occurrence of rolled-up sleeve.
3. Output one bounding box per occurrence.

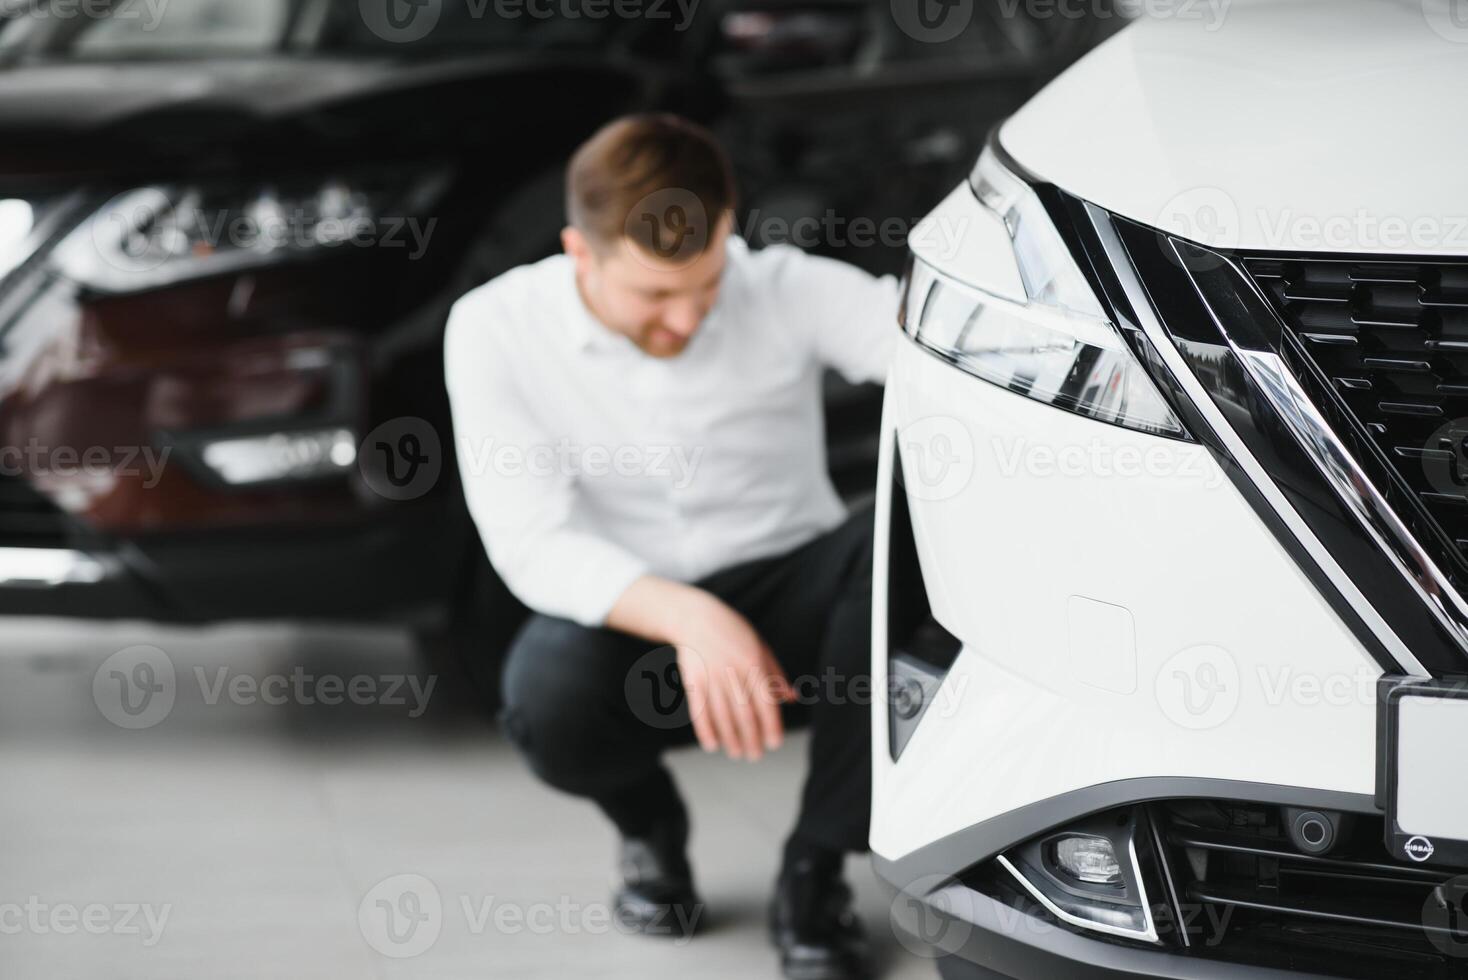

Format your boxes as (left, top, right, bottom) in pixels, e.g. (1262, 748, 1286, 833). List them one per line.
(444, 295, 648, 627)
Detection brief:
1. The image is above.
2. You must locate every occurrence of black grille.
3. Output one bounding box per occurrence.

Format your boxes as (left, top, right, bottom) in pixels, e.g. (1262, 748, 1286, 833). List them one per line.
(1246, 256, 1468, 584)
(0, 473, 69, 546)
(1160, 802, 1468, 980)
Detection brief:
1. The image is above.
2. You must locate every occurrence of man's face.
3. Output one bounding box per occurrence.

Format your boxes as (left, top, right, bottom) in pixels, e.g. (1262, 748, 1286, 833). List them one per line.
(564, 217, 731, 359)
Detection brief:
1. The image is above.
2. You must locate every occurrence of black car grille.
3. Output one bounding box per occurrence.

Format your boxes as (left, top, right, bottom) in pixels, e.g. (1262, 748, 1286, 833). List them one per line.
(1246, 256, 1468, 585)
(1159, 802, 1468, 980)
(0, 473, 69, 546)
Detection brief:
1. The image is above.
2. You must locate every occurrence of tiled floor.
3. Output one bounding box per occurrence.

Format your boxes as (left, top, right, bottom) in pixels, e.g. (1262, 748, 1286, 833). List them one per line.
(0, 618, 937, 979)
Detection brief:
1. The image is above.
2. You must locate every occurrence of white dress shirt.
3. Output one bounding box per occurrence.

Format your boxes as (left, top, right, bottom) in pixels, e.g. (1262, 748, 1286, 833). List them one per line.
(443, 238, 899, 627)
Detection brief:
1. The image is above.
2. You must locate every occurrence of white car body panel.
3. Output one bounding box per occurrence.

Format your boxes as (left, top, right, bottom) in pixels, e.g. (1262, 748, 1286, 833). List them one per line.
(870, 337, 1384, 863)
(1000, 0, 1468, 256)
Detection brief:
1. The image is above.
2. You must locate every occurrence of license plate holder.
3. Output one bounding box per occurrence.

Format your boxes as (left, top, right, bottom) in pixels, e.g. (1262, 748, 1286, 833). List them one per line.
(1380, 676, 1468, 867)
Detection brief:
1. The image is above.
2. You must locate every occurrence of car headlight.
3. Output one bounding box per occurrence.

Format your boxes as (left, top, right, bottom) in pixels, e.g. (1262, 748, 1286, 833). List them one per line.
(50, 168, 450, 294)
(901, 146, 1186, 438)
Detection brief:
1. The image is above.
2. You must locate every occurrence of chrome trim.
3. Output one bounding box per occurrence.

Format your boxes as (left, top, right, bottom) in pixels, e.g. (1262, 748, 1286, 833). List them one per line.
(1085, 204, 1430, 678)
(0, 547, 106, 588)
(997, 837, 1160, 944)
(1172, 240, 1468, 666)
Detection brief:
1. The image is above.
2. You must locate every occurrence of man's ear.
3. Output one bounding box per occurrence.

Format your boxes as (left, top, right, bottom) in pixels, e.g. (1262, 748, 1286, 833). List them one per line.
(562, 226, 600, 282)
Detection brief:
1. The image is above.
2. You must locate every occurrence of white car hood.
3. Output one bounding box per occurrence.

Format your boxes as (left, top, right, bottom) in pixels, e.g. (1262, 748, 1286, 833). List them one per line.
(1000, 0, 1468, 256)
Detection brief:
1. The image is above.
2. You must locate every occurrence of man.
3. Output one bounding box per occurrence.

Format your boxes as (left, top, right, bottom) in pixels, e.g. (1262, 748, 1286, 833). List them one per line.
(444, 114, 898, 980)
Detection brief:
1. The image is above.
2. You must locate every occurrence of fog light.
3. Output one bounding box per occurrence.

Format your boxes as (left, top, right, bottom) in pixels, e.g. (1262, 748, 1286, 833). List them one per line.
(999, 807, 1160, 943)
(201, 428, 356, 485)
(1054, 835, 1122, 885)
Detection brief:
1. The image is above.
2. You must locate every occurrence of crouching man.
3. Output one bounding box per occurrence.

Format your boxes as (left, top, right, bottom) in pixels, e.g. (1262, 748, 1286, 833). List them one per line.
(445, 114, 897, 980)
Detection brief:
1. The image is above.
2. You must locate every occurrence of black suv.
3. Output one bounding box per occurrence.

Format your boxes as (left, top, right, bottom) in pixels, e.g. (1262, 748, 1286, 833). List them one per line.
(0, 0, 1114, 696)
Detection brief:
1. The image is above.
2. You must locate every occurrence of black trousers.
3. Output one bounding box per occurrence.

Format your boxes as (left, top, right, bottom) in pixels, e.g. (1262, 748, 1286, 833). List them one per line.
(499, 506, 874, 856)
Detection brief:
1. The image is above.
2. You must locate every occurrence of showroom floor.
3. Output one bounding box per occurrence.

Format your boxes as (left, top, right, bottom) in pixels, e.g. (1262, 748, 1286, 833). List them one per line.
(0, 618, 934, 979)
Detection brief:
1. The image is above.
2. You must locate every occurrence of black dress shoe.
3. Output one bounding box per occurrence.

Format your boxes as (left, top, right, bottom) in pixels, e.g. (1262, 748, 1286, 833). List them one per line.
(612, 812, 705, 939)
(770, 857, 870, 980)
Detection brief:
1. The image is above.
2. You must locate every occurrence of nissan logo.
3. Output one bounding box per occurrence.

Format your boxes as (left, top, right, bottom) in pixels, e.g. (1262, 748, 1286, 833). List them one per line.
(1405, 835, 1436, 863)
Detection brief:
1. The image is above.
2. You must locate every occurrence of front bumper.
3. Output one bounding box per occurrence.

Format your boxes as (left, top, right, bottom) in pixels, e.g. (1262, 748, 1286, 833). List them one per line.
(883, 872, 1340, 980)
(871, 190, 1468, 977)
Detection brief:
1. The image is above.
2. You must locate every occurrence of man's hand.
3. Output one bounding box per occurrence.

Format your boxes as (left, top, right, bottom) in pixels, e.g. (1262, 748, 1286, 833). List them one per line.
(608, 576, 795, 761)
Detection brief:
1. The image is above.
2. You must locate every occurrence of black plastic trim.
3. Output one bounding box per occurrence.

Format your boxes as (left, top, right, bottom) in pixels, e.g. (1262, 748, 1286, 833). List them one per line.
(1108, 220, 1468, 676)
(872, 776, 1377, 889)
(1036, 189, 1415, 677)
(884, 875, 1340, 980)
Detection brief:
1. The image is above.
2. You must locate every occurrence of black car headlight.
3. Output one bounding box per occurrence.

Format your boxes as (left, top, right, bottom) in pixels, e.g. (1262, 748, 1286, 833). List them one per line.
(901, 146, 1186, 439)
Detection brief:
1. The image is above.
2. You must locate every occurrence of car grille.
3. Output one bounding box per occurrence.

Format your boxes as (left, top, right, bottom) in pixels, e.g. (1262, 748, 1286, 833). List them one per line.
(0, 473, 69, 546)
(1159, 802, 1467, 980)
(1245, 256, 1468, 587)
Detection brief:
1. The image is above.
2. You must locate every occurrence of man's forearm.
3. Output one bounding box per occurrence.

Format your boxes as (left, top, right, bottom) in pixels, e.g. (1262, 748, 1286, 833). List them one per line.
(606, 574, 707, 646)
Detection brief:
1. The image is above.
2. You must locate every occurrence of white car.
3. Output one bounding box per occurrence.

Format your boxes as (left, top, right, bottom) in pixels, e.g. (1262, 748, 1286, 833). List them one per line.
(873, 3, 1468, 978)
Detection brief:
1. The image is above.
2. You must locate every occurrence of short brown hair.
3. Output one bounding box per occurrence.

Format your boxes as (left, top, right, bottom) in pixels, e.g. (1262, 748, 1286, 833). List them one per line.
(567, 114, 737, 259)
